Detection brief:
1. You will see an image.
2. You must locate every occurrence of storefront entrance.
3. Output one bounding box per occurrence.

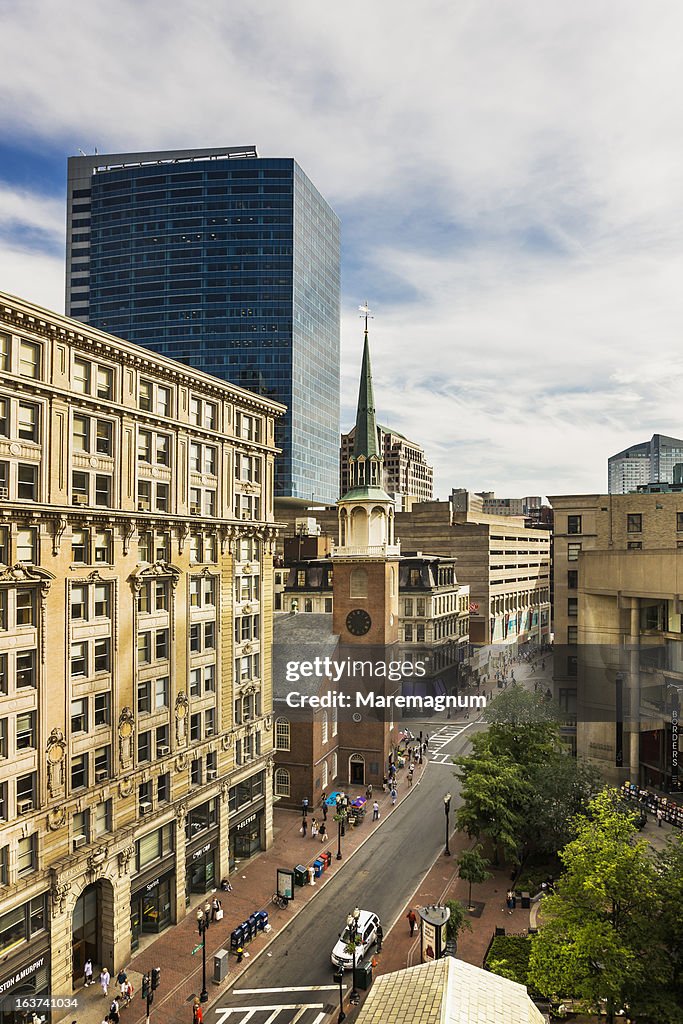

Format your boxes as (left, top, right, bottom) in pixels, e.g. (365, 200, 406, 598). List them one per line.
(186, 843, 217, 898)
(229, 807, 264, 869)
(72, 884, 100, 983)
(349, 754, 365, 785)
(130, 875, 172, 952)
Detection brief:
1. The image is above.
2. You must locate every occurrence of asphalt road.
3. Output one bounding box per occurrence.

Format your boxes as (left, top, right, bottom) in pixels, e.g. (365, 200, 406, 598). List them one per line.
(214, 717, 484, 1004)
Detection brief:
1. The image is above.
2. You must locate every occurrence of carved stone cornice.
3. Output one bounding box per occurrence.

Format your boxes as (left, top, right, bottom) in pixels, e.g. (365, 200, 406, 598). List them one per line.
(128, 560, 182, 592)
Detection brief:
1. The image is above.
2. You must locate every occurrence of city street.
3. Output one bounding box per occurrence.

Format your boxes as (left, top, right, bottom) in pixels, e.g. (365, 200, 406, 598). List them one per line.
(209, 718, 484, 1018)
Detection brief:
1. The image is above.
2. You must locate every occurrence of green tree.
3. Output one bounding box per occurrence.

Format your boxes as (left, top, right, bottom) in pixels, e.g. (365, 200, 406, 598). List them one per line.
(527, 790, 679, 1023)
(457, 844, 492, 910)
(444, 900, 472, 949)
(527, 753, 601, 855)
(454, 751, 530, 864)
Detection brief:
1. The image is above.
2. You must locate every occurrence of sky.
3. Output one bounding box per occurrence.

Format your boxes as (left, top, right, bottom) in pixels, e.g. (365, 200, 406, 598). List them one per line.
(2, 0, 683, 499)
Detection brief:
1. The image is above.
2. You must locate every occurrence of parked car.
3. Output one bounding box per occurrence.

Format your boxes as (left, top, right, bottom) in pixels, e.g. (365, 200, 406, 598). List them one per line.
(331, 910, 380, 968)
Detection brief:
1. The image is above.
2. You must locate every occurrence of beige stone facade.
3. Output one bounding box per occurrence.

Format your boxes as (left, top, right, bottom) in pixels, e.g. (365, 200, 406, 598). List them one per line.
(549, 491, 683, 788)
(0, 292, 283, 1002)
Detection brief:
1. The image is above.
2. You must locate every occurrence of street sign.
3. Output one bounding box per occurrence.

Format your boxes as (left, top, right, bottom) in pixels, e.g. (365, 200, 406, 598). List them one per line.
(192, 944, 202, 955)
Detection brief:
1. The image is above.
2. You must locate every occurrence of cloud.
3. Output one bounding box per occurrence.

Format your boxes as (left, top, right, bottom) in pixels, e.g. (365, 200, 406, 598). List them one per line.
(2, 1, 683, 496)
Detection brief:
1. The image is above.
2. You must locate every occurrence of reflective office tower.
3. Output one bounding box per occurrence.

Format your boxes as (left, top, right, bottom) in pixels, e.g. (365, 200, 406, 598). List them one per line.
(608, 433, 683, 494)
(66, 147, 341, 505)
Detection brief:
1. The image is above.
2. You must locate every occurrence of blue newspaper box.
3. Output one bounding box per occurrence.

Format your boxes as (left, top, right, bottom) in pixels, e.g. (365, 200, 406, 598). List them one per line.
(230, 926, 244, 951)
(313, 858, 324, 878)
(256, 910, 269, 930)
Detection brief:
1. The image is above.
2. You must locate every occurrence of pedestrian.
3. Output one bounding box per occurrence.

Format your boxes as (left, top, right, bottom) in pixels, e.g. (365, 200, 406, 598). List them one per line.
(301, 817, 307, 837)
(407, 909, 417, 936)
(319, 821, 327, 842)
(408, 771, 413, 787)
(123, 980, 134, 1007)
(302, 798, 309, 817)
(372, 800, 380, 821)
(116, 969, 127, 998)
(506, 889, 515, 914)
(84, 957, 93, 987)
(193, 997, 203, 1024)
(211, 895, 223, 921)
(100, 968, 111, 997)
(366, 784, 373, 800)
(376, 923, 383, 951)
(322, 801, 328, 821)
(391, 787, 397, 806)
(109, 998, 120, 1024)
(382, 776, 388, 792)
(657, 807, 663, 827)
(221, 878, 233, 892)
(311, 818, 318, 838)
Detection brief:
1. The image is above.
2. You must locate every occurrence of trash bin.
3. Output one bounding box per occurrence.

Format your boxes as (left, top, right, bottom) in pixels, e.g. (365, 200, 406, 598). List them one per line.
(213, 949, 230, 983)
(521, 892, 531, 909)
(313, 859, 324, 878)
(255, 910, 269, 931)
(230, 926, 244, 951)
(294, 864, 308, 886)
(356, 961, 373, 990)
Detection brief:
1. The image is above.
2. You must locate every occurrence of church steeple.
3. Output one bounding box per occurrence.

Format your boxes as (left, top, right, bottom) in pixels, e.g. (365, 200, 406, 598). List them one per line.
(336, 306, 399, 557)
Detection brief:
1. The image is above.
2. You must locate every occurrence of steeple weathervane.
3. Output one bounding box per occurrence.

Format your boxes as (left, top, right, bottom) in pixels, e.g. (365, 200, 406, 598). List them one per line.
(358, 301, 374, 334)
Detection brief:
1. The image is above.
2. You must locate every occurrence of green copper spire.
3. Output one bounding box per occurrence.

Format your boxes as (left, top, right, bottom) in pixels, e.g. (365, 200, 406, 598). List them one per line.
(353, 328, 380, 460)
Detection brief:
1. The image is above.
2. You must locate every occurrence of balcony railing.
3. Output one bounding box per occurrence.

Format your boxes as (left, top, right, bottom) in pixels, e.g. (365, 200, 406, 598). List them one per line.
(332, 543, 401, 558)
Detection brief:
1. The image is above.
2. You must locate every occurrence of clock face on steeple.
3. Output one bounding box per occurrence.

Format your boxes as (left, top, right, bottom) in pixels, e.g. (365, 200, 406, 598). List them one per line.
(346, 609, 372, 637)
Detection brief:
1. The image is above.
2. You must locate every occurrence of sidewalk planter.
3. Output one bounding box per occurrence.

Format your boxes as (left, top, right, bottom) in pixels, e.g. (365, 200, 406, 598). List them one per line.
(294, 864, 308, 886)
(313, 859, 324, 878)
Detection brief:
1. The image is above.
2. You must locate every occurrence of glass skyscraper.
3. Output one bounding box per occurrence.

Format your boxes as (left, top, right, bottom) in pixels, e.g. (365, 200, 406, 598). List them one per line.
(65, 147, 340, 503)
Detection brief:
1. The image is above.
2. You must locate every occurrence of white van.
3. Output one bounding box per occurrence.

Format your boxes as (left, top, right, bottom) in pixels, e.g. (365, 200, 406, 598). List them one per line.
(330, 910, 380, 968)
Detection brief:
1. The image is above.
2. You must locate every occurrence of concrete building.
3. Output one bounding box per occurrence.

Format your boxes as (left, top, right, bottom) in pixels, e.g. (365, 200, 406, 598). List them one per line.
(608, 433, 683, 494)
(65, 147, 341, 505)
(0, 291, 281, 1002)
(452, 489, 542, 518)
(549, 491, 683, 791)
(340, 424, 433, 504)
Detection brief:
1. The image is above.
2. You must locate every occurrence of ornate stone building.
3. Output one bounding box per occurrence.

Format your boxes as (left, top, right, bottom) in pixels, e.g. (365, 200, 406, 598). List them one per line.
(0, 291, 282, 1004)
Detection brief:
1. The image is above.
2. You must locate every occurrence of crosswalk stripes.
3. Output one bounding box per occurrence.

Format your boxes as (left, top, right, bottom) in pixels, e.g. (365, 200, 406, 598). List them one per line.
(428, 752, 455, 765)
(212, 985, 338, 1024)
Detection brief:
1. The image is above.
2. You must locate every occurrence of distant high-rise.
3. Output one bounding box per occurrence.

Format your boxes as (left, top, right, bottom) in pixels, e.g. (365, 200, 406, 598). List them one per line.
(608, 433, 683, 493)
(65, 147, 341, 504)
(340, 424, 434, 503)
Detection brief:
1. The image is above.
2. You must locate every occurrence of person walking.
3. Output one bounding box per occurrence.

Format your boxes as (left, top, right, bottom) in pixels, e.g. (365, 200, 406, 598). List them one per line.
(192, 997, 203, 1024)
(122, 980, 134, 1007)
(84, 958, 93, 988)
(322, 801, 328, 821)
(116, 969, 127, 999)
(100, 968, 111, 997)
(391, 787, 397, 806)
(301, 817, 307, 837)
(109, 998, 120, 1024)
(319, 821, 327, 843)
(506, 890, 515, 914)
(407, 909, 417, 936)
(376, 922, 383, 951)
(408, 769, 413, 787)
(657, 807, 664, 827)
(372, 800, 380, 820)
(211, 896, 223, 921)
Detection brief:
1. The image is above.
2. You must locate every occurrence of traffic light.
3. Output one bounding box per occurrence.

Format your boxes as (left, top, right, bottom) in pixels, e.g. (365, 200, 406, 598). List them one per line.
(152, 967, 161, 991)
(141, 974, 150, 999)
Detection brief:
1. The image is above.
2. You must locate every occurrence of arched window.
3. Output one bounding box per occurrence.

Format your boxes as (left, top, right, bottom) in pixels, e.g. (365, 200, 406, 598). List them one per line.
(275, 717, 290, 751)
(350, 568, 367, 598)
(321, 760, 328, 791)
(274, 768, 290, 797)
(321, 710, 329, 744)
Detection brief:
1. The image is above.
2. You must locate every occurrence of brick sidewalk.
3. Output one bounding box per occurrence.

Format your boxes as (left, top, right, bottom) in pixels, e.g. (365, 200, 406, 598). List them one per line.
(69, 763, 424, 1024)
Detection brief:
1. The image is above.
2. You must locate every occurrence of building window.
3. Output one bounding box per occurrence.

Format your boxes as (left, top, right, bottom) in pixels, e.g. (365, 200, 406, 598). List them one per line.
(332, 705, 338, 737)
(72, 810, 89, 850)
(17, 464, 38, 501)
(567, 625, 578, 644)
(93, 799, 112, 837)
(627, 541, 642, 550)
(16, 712, 35, 750)
(18, 403, 39, 443)
(677, 512, 683, 533)
(350, 568, 367, 598)
(275, 717, 290, 751)
(627, 514, 642, 533)
(71, 754, 88, 791)
(94, 692, 110, 726)
(138, 731, 152, 763)
(331, 751, 338, 780)
(567, 543, 581, 562)
(16, 650, 36, 688)
(71, 698, 87, 733)
(19, 341, 41, 380)
(71, 643, 87, 678)
(567, 598, 578, 617)
(157, 774, 170, 804)
(321, 711, 329, 744)
(274, 768, 290, 797)
(567, 515, 582, 534)
(17, 835, 36, 876)
(567, 570, 578, 589)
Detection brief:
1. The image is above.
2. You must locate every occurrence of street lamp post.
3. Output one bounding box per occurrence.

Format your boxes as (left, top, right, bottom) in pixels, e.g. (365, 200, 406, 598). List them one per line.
(335, 793, 347, 860)
(444, 792, 452, 856)
(196, 907, 209, 1002)
(333, 967, 345, 1023)
(347, 906, 361, 1004)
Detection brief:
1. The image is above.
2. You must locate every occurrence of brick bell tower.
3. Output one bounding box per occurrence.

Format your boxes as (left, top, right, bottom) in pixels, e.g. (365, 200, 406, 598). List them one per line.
(333, 307, 401, 786)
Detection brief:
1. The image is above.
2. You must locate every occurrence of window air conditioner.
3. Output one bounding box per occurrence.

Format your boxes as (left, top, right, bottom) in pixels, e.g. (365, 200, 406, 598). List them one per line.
(95, 769, 108, 783)
(139, 801, 152, 814)
(205, 728, 214, 737)
(18, 798, 34, 814)
(0, 487, 8, 500)
(157, 744, 170, 756)
(190, 505, 201, 515)
(241, 512, 250, 520)
(73, 834, 87, 849)
(73, 494, 88, 505)
(138, 502, 150, 512)
(207, 768, 217, 780)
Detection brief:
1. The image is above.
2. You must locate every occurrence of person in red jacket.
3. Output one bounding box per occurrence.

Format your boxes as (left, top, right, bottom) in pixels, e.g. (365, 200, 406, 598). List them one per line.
(407, 909, 417, 936)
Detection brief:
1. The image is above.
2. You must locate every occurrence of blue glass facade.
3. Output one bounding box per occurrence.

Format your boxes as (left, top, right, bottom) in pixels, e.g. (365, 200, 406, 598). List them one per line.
(67, 155, 340, 503)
